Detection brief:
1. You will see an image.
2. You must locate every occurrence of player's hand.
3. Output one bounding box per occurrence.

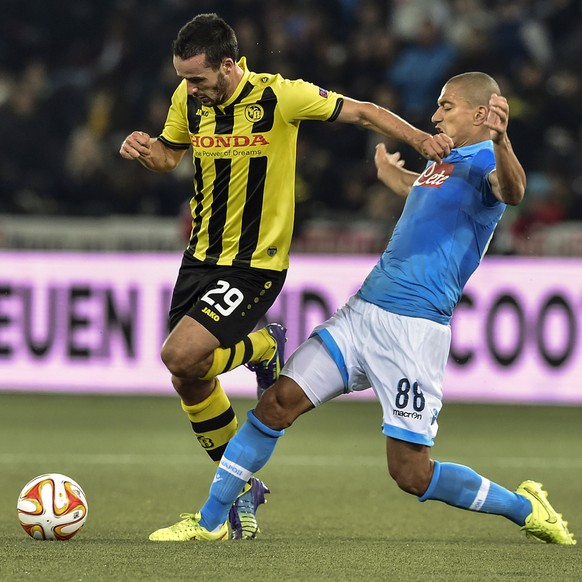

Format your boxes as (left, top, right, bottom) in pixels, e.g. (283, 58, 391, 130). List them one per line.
(418, 133, 453, 163)
(374, 143, 405, 171)
(485, 93, 509, 144)
(374, 143, 417, 196)
(120, 131, 152, 160)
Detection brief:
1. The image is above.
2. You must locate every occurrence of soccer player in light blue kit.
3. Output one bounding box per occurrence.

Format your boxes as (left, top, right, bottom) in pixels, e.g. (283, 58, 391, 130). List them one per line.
(149, 72, 576, 544)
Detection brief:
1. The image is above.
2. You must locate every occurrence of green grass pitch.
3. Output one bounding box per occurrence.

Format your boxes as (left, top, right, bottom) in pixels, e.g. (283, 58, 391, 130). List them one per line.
(0, 392, 580, 581)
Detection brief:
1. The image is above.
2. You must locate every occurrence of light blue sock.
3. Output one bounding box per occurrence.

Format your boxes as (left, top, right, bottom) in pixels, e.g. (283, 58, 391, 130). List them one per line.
(419, 461, 532, 525)
(199, 410, 284, 531)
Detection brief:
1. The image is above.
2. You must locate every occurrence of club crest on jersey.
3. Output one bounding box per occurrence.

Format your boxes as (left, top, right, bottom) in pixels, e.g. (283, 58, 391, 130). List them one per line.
(413, 162, 454, 188)
(319, 88, 329, 98)
(244, 104, 264, 122)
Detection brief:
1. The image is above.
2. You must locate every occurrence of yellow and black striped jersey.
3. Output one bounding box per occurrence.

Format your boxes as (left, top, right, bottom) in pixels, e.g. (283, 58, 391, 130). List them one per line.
(159, 57, 344, 271)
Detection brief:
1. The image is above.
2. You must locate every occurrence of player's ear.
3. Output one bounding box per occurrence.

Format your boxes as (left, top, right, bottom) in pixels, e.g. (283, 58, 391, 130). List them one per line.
(474, 106, 487, 125)
(222, 58, 235, 74)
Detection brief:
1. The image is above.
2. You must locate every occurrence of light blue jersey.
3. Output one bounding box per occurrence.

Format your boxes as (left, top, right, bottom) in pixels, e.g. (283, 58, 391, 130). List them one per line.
(358, 140, 504, 325)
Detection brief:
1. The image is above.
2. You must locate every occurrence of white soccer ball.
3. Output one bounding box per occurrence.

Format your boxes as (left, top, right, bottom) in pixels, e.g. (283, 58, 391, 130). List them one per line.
(17, 473, 88, 541)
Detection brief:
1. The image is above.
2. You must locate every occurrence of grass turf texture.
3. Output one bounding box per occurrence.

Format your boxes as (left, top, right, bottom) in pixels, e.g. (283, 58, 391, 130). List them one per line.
(0, 393, 580, 581)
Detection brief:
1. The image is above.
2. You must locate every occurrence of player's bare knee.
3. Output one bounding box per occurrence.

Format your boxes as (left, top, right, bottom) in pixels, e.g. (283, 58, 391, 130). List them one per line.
(256, 379, 312, 430)
(255, 387, 295, 430)
(160, 343, 179, 374)
(160, 343, 191, 377)
(256, 390, 291, 429)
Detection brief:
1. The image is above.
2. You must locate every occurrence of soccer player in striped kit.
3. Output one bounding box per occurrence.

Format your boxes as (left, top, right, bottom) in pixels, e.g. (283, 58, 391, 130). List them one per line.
(120, 12, 452, 540)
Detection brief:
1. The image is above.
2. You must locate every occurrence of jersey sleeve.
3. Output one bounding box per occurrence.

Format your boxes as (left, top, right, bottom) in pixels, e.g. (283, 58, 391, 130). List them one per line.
(159, 81, 191, 149)
(274, 77, 344, 124)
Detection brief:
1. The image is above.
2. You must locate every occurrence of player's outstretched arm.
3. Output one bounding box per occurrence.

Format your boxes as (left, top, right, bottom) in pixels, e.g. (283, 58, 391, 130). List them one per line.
(374, 144, 419, 198)
(337, 97, 453, 163)
(120, 131, 186, 172)
(485, 94, 526, 206)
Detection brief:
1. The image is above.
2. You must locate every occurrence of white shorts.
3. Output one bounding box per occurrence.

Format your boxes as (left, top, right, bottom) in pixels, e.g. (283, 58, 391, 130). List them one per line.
(281, 295, 451, 446)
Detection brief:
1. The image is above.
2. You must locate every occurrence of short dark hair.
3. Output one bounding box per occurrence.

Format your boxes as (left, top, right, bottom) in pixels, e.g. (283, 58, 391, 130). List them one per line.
(446, 72, 501, 107)
(172, 13, 239, 70)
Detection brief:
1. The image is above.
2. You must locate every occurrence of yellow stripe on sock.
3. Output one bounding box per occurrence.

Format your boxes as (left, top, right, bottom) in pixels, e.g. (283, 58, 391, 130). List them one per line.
(181, 379, 237, 464)
(181, 379, 231, 422)
(199, 328, 276, 381)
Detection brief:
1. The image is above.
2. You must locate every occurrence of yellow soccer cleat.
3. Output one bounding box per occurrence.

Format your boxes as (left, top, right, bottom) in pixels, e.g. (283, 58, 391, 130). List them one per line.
(516, 480, 576, 545)
(149, 512, 228, 542)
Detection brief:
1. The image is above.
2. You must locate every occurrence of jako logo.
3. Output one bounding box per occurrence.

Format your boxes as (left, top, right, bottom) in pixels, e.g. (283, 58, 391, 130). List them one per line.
(191, 134, 270, 148)
(202, 306, 220, 321)
(414, 162, 453, 188)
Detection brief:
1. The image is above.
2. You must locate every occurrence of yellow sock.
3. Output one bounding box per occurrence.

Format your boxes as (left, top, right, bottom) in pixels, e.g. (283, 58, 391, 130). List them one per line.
(181, 379, 237, 464)
(199, 328, 276, 381)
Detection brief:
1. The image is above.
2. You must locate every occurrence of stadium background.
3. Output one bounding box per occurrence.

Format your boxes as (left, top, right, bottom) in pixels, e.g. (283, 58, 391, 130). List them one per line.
(2, 0, 582, 255)
(1, 2, 581, 579)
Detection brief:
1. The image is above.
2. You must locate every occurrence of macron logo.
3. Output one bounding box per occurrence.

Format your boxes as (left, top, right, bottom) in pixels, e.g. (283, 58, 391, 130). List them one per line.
(219, 457, 253, 482)
(413, 162, 453, 188)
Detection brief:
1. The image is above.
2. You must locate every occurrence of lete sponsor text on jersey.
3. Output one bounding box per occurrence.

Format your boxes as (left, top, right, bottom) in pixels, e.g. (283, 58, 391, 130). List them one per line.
(413, 162, 454, 188)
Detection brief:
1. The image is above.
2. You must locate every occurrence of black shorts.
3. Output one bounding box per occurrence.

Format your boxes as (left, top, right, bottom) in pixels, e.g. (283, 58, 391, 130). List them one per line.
(168, 252, 287, 347)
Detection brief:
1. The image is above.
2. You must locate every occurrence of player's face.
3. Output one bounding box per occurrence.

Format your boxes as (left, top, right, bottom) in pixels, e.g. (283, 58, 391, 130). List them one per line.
(173, 54, 234, 107)
(431, 82, 481, 148)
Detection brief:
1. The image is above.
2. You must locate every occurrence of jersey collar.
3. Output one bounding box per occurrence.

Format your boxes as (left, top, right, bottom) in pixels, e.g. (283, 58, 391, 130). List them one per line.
(449, 140, 494, 158)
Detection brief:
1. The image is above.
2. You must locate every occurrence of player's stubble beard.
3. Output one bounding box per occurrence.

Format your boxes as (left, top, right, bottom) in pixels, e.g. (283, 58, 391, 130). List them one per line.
(200, 71, 230, 107)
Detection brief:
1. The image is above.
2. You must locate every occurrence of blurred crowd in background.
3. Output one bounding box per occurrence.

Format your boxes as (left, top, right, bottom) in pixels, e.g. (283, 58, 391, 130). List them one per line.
(2, 0, 582, 253)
